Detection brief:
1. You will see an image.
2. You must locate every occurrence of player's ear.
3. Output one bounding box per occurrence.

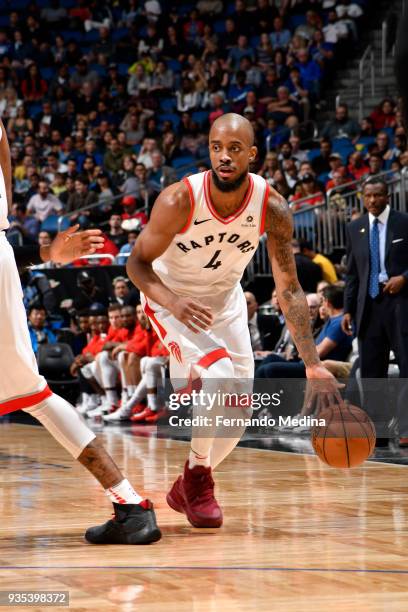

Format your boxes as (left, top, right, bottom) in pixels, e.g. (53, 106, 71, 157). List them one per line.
(249, 146, 258, 163)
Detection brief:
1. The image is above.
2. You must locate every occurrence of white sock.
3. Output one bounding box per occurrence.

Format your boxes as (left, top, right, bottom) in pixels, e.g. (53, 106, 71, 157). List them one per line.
(188, 447, 211, 469)
(124, 379, 147, 411)
(147, 392, 159, 412)
(106, 389, 119, 404)
(105, 478, 143, 505)
(127, 385, 137, 395)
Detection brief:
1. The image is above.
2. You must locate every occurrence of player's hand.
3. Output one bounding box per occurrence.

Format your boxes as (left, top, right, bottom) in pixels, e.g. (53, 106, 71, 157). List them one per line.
(170, 297, 213, 334)
(341, 313, 353, 336)
(46, 225, 104, 264)
(382, 275, 406, 295)
(304, 363, 345, 413)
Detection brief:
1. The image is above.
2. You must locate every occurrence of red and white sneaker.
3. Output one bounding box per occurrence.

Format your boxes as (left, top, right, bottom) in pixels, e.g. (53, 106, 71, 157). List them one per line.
(130, 407, 156, 422)
(130, 403, 146, 416)
(145, 408, 167, 423)
(166, 461, 223, 528)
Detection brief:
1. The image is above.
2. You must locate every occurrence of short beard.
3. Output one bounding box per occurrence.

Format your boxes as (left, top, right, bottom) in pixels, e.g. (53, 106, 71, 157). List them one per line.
(211, 169, 248, 193)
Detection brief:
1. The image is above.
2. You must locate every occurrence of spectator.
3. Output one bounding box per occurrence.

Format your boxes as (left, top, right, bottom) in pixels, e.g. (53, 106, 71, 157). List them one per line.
(299, 239, 338, 283)
(270, 16, 291, 49)
(117, 229, 140, 265)
(367, 153, 384, 178)
(103, 139, 125, 176)
(290, 173, 325, 210)
(295, 48, 321, 98)
(176, 78, 201, 113)
(322, 104, 360, 140)
(348, 151, 368, 180)
(127, 64, 151, 97)
(291, 238, 322, 293)
(228, 35, 256, 70)
(107, 212, 127, 249)
(66, 176, 98, 223)
(121, 195, 148, 228)
(73, 271, 109, 313)
(26, 180, 63, 222)
(27, 305, 57, 355)
(21, 63, 48, 102)
(370, 98, 397, 131)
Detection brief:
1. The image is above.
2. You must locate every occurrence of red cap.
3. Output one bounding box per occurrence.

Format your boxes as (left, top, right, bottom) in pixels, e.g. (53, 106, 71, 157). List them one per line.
(122, 195, 137, 206)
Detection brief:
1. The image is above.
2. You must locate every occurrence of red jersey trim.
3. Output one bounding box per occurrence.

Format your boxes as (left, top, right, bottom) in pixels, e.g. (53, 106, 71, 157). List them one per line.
(197, 347, 231, 369)
(144, 301, 167, 340)
(259, 181, 270, 235)
(179, 177, 195, 234)
(204, 171, 254, 224)
(0, 385, 53, 416)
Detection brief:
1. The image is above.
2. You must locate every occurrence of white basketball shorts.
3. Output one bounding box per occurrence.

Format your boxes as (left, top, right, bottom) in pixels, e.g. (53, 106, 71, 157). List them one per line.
(141, 283, 254, 390)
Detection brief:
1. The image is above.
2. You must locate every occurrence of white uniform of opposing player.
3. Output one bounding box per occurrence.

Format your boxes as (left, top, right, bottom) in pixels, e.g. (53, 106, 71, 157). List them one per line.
(0, 133, 52, 413)
(0, 127, 94, 459)
(141, 170, 270, 387)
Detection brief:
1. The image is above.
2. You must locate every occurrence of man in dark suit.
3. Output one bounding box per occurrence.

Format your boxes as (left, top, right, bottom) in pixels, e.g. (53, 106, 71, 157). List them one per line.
(342, 178, 408, 446)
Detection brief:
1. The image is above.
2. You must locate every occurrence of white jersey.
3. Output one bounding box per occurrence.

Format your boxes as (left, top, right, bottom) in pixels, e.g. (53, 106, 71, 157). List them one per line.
(0, 126, 9, 232)
(153, 170, 269, 309)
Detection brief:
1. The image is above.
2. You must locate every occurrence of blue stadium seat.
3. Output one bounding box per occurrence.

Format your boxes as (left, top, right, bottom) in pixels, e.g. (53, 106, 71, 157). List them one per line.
(132, 144, 142, 154)
(0, 16, 9, 27)
(214, 20, 226, 34)
(40, 67, 56, 81)
(192, 110, 209, 127)
(176, 167, 198, 180)
(118, 63, 130, 76)
(84, 30, 100, 43)
(27, 102, 42, 118)
(167, 59, 181, 73)
(159, 98, 176, 112)
(171, 156, 196, 169)
(250, 35, 260, 48)
(112, 28, 129, 41)
(60, 30, 83, 42)
(307, 149, 320, 162)
(288, 14, 306, 30)
(40, 216, 70, 233)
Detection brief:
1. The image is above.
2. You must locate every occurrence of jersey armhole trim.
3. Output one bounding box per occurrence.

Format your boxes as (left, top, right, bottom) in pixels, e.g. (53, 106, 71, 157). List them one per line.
(179, 177, 195, 234)
(259, 181, 270, 235)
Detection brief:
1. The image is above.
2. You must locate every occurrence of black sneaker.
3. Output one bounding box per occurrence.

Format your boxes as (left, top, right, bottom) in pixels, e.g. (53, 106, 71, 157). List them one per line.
(85, 500, 162, 544)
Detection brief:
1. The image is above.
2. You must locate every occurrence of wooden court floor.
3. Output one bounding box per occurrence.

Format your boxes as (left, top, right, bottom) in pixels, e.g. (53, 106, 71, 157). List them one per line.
(0, 423, 408, 611)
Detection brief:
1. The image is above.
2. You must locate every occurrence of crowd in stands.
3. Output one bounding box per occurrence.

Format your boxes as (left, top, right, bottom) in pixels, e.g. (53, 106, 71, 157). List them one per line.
(2, 0, 406, 426)
(3, 0, 393, 255)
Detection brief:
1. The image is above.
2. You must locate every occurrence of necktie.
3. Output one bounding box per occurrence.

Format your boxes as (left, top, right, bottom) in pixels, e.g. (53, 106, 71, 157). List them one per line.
(369, 218, 380, 299)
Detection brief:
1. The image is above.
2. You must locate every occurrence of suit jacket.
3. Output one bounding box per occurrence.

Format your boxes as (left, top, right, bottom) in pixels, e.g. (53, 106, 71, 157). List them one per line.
(257, 312, 283, 351)
(344, 209, 408, 334)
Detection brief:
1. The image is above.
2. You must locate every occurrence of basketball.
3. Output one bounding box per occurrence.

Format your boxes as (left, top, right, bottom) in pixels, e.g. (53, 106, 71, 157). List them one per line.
(312, 404, 376, 468)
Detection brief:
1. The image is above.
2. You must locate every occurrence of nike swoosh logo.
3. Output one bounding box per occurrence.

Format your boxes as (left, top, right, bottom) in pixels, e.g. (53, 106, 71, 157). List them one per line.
(194, 218, 212, 225)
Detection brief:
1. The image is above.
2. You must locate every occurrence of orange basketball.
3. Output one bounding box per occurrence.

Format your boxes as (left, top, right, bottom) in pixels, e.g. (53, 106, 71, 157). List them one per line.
(311, 403, 376, 468)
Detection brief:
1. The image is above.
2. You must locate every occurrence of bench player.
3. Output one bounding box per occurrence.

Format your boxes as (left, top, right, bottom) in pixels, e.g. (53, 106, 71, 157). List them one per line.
(127, 113, 341, 528)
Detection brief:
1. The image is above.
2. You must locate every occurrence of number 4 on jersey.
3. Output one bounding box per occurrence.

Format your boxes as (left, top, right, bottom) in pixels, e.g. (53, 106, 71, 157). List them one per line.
(204, 250, 222, 270)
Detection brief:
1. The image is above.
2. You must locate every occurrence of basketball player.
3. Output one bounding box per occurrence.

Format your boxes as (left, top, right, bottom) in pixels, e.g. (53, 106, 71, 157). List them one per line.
(127, 113, 341, 528)
(0, 120, 161, 545)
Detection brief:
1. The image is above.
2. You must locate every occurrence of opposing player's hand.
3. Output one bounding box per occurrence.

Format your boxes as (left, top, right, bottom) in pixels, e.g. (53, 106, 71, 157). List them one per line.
(341, 313, 353, 336)
(46, 225, 104, 264)
(170, 297, 213, 333)
(304, 364, 345, 413)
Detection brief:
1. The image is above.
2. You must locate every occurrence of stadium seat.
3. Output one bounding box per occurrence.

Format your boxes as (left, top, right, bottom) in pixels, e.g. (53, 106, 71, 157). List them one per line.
(167, 59, 182, 73)
(159, 98, 176, 112)
(171, 156, 196, 169)
(40, 216, 71, 234)
(112, 28, 129, 41)
(40, 67, 56, 80)
(192, 110, 210, 127)
(307, 149, 321, 162)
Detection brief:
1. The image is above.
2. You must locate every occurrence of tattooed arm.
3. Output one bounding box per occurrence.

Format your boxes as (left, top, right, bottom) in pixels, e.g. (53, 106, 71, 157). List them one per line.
(265, 192, 339, 387)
